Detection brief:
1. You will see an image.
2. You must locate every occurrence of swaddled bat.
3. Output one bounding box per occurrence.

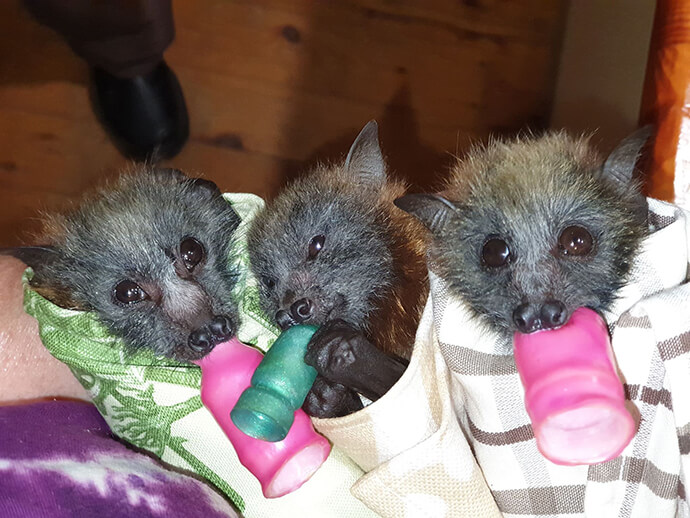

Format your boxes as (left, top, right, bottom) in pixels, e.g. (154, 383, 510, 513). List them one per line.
(4, 168, 242, 363)
(395, 128, 651, 338)
(248, 121, 429, 417)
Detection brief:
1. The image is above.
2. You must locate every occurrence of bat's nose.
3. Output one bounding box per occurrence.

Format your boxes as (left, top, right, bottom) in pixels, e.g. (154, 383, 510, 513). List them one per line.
(540, 300, 567, 329)
(275, 309, 295, 330)
(188, 328, 212, 352)
(513, 300, 567, 333)
(188, 315, 234, 353)
(290, 298, 314, 322)
(275, 298, 315, 330)
(208, 315, 234, 341)
(513, 303, 540, 333)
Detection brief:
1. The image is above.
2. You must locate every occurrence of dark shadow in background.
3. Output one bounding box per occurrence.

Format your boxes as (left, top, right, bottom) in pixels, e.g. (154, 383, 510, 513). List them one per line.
(291, 82, 453, 194)
(0, 1, 566, 209)
(0, 1, 87, 86)
(274, 2, 562, 197)
(271, 2, 462, 196)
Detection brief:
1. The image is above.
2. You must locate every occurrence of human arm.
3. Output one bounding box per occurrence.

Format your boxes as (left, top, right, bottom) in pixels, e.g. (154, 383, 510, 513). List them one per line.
(0, 255, 88, 404)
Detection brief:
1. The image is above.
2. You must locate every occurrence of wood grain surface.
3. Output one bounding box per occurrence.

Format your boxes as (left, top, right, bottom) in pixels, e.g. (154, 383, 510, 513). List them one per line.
(0, 0, 566, 246)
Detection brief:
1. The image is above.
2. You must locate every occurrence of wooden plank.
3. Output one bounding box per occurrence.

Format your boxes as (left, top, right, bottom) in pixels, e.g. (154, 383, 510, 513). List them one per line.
(0, 0, 567, 246)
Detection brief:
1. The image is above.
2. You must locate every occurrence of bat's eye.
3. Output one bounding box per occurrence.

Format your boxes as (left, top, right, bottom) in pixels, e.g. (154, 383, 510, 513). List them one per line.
(482, 237, 511, 268)
(114, 280, 149, 305)
(261, 275, 276, 290)
(180, 237, 205, 271)
(307, 234, 325, 260)
(558, 225, 593, 256)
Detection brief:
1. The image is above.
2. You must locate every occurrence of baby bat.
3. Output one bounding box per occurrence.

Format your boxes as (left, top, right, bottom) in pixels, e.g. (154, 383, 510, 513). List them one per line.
(247, 121, 429, 417)
(4, 168, 242, 363)
(395, 128, 651, 338)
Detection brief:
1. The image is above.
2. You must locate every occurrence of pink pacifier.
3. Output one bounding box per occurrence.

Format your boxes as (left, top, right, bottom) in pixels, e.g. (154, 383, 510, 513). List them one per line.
(513, 307, 636, 465)
(194, 338, 331, 498)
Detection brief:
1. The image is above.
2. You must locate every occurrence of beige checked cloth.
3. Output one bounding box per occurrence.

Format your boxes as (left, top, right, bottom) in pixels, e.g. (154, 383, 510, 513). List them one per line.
(315, 198, 690, 518)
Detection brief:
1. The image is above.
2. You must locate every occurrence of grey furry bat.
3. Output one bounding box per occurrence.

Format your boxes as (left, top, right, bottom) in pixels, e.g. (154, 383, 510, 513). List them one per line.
(248, 121, 429, 417)
(396, 128, 651, 337)
(4, 168, 242, 363)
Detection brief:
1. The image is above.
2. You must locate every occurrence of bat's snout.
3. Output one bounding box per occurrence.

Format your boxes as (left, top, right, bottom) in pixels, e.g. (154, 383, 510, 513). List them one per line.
(512, 300, 567, 334)
(275, 298, 315, 330)
(188, 315, 235, 354)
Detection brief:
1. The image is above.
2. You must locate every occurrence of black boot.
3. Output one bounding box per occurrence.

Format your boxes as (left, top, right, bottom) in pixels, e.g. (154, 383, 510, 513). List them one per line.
(90, 61, 189, 161)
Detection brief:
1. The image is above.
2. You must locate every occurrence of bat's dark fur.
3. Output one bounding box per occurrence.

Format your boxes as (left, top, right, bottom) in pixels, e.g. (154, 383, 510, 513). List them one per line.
(248, 121, 429, 416)
(4, 168, 242, 362)
(396, 129, 651, 338)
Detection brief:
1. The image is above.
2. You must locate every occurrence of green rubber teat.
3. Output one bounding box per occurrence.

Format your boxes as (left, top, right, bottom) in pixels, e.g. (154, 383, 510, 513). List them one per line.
(231, 324, 319, 442)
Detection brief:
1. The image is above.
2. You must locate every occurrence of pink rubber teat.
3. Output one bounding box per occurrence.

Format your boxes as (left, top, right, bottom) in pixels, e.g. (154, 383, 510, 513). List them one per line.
(194, 338, 331, 498)
(513, 307, 636, 465)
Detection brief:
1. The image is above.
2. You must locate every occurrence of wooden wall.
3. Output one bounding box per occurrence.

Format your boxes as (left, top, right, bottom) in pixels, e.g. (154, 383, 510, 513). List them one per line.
(0, 0, 566, 246)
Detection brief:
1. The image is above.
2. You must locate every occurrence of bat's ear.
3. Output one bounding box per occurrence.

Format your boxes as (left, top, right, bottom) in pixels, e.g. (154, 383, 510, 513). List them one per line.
(151, 167, 223, 199)
(602, 125, 653, 221)
(344, 120, 386, 185)
(1, 246, 58, 269)
(188, 177, 223, 199)
(394, 193, 457, 234)
(0, 246, 89, 311)
(602, 125, 653, 187)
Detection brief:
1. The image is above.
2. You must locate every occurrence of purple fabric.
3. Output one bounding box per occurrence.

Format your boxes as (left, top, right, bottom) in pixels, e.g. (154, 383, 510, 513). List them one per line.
(0, 401, 239, 518)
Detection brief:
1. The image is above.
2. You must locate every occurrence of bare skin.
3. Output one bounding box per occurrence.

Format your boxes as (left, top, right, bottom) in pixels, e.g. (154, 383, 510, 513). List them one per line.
(0, 256, 88, 404)
(0, 256, 244, 517)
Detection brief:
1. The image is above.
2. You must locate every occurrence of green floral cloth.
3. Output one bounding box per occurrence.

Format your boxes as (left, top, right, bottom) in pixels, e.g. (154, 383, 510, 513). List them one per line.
(23, 193, 378, 518)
